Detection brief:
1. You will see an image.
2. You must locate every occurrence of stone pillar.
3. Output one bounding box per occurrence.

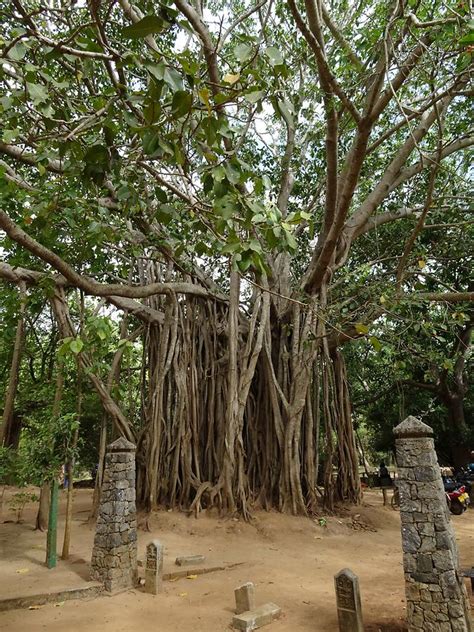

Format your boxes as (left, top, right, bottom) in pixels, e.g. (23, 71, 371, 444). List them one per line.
(145, 540, 164, 595)
(90, 437, 138, 592)
(394, 416, 472, 632)
(334, 568, 364, 632)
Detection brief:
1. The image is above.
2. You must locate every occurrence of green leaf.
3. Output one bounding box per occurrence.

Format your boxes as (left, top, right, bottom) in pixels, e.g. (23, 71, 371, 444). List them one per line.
(237, 251, 253, 272)
(142, 129, 160, 155)
(355, 323, 369, 335)
(70, 338, 84, 354)
(214, 195, 237, 219)
(164, 67, 183, 92)
(262, 175, 272, 189)
(244, 90, 264, 104)
(265, 46, 284, 66)
(225, 163, 241, 185)
(212, 165, 226, 182)
(459, 32, 474, 44)
(369, 336, 382, 352)
(123, 15, 168, 38)
(171, 90, 193, 118)
(286, 232, 297, 251)
(155, 187, 168, 203)
(147, 62, 165, 81)
(0, 96, 12, 111)
(2, 129, 19, 143)
(221, 240, 242, 254)
(57, 338, 73, 357)
(26, 82, 48, 103)
(8, 41, 27, 61)
(234, 43, 253, 63)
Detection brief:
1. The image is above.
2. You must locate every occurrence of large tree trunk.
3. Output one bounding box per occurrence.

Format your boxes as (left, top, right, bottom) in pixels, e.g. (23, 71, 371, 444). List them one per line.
(445, 395, 470, 468)
(131, 278, 362, 516)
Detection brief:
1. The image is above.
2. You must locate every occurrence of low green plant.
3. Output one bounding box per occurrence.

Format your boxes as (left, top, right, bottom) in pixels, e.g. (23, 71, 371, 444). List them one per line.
(8, 491, 39, 523)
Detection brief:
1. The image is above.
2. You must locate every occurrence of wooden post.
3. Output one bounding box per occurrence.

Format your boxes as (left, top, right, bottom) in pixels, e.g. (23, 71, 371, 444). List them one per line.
(46, 479, 59, 569)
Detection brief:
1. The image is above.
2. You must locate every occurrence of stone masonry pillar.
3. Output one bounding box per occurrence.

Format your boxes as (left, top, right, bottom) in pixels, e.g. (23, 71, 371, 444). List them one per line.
(394, 416, 472, 632)
(90, 437, 138, 592)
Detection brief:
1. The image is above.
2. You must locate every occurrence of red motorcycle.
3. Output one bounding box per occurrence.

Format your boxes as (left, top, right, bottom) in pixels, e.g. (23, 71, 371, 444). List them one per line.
(446, 485, 470, 515)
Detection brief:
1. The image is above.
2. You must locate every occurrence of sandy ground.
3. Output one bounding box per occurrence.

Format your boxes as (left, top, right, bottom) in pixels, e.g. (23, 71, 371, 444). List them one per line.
(0, 486, 473, 632)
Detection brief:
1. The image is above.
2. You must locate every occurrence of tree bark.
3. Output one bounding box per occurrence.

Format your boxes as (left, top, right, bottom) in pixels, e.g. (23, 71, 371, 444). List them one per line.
(444, 395, 470, 468)
(35, 482, 50, 531)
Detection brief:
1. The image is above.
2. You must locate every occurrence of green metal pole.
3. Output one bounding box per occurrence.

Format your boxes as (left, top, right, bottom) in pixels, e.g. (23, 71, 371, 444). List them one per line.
(46, 479, 59, 569)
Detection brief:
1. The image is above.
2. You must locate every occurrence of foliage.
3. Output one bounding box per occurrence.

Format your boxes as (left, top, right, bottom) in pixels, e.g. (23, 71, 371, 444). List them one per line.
(7, 490, 38, 522)
(18, 412, 79, 486)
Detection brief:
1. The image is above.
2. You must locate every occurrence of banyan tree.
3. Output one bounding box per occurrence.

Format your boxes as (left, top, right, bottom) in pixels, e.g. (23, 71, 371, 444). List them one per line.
(1, 0, 472, 516)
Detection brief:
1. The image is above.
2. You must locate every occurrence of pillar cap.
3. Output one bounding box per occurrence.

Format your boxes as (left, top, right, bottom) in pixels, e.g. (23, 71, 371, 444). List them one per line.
(393, 416, 434, 439)
(107, 437, 136, 452)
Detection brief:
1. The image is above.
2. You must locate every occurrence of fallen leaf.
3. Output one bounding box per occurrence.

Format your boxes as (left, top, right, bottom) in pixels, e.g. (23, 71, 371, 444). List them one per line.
(16, 568, 29, 574)
(186, 574, 198, 580)
(179, 592, 188, 597)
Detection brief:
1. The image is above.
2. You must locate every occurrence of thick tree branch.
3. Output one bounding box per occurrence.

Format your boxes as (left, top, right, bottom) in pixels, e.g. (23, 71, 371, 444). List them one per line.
(287, 0, 361, 123)
(0, 262, 166, 325)
(389, 136, 474, 193)
(0, 142, 63, 173)
(0, 211, 223, 301)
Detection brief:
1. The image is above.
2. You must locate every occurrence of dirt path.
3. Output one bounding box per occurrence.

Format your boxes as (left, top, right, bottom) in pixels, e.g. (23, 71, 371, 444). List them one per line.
(0, 487, 473, 631)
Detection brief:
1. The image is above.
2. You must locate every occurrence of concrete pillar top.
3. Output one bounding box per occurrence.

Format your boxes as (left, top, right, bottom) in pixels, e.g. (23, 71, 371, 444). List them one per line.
(107, 437, 136, 452)
(393, 416, 434, 439)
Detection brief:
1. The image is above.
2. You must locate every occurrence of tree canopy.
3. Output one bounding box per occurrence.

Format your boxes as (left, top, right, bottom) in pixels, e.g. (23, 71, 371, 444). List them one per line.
(1, 0, 472, 516)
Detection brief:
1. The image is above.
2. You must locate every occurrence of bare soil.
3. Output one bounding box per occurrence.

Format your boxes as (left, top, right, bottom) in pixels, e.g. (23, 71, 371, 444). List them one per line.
(0, 486, 472, 631)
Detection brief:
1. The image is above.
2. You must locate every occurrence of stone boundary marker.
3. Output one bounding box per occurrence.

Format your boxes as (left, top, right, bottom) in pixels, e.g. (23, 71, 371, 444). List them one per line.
(145, 540, 164, 595)
(334, 568, 364, 632)
(394, 416, 472, 632)
(232, 603, 281, 632)
(175, 554, 205, 566)
(232, 582, 281, 631)
(235, 582, 256, 614)
(90, 437, 138, 592)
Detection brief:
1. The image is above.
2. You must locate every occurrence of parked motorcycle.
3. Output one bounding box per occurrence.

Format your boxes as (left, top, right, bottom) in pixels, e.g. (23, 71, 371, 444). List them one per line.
(446, 485, 470, 515)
